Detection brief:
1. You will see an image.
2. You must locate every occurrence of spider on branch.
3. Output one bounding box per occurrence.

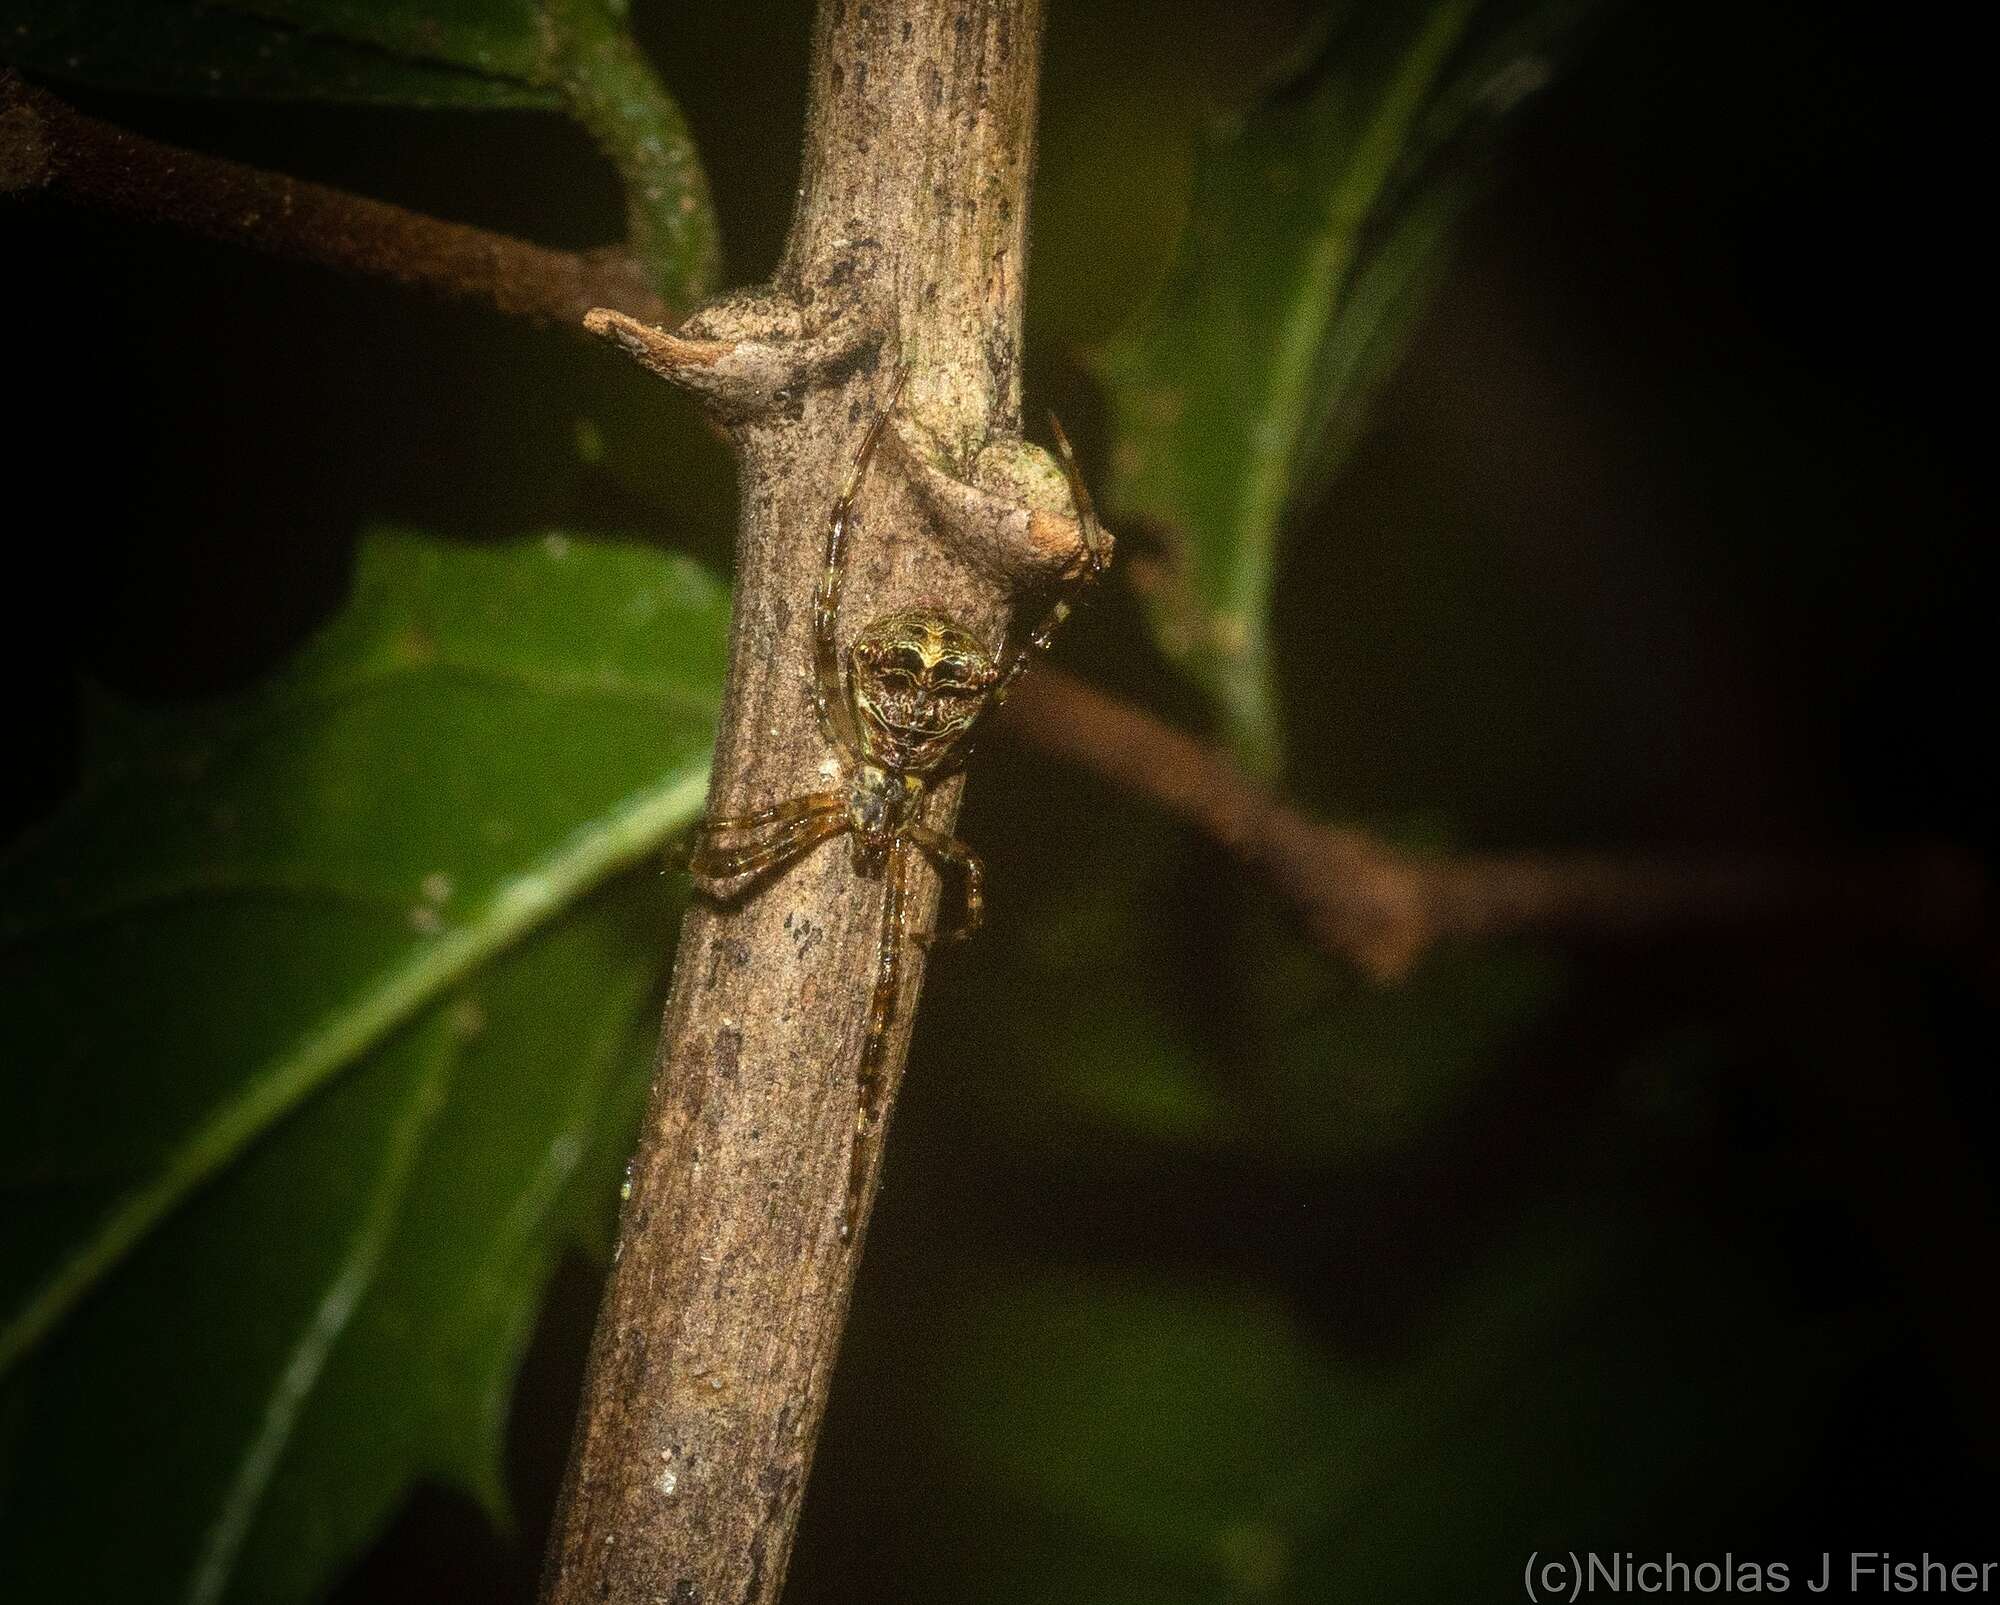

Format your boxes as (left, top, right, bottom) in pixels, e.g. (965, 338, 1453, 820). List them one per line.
(690, 367, 1110, 1240)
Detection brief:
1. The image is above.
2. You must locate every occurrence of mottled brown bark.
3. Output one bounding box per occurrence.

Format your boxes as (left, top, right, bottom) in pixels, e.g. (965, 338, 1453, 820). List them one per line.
(539, 4, 1059, 1600)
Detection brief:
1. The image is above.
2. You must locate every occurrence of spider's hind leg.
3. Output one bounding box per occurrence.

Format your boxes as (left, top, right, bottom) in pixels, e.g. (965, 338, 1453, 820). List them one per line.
(843, 833, 914, 1241)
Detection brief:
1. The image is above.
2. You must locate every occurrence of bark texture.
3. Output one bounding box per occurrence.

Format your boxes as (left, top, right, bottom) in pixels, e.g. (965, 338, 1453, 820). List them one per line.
(541, 3, 1060, 1600)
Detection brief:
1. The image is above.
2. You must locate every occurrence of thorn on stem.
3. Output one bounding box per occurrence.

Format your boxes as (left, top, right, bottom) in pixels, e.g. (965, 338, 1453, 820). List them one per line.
(584, 292, 885, 421)
(887, 412, 1113, 585)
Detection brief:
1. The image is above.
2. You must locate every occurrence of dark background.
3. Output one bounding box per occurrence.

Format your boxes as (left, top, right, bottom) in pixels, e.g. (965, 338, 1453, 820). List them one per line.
(5, 0, 1991, 1598)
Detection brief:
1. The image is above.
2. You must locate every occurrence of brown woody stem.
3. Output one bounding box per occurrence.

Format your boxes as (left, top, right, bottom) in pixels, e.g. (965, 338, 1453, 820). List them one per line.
(540, 4, 1049, 1600)
(888, 410, 1109, 584)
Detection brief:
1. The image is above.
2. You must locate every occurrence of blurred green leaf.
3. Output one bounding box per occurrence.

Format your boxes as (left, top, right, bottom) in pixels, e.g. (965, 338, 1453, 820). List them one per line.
(0, 0, 560, 107)
(1251, 929, 1565, 1168)
(1031, 81, 1198, 351)
(0, 530, 724, 1378)
(0, 529, 723, 1598)
(0, 878, 668, 1603)
(944, 768, 1563, 1169)
(229, 0, 547, 85)
(1093, 0, 1593, 774)
(538, 0, 721, 304)
(1004, 932, 1564, 1170)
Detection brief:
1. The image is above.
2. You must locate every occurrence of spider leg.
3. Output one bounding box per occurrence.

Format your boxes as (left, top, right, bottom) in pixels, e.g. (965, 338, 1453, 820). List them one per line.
(993, 409, 1111, 705)
(815, 365, 909, 760)
(678, 795, 824, 886)
(691, 792, 843, 877)
(1047, 410, 1110, 582)
(698, 792, 846, 840)
(842, 832, 912, 1242)
(908, 822, 985, 945)
(691, 809, 848, 892)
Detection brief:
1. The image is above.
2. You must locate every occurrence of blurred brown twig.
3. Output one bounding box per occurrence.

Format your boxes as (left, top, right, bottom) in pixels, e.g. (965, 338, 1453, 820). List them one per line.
(1001, 669, 1986, 979)
(0, 72, 670, 327)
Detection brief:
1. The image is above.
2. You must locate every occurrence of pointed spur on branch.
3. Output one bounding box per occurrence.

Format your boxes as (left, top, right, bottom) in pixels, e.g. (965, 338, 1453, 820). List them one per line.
(584, 286, 886, 425)
(886, 408, 1113, 586)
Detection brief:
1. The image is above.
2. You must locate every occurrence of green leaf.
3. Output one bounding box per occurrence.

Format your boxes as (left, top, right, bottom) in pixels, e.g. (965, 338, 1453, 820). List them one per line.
(0, 528, 724, 1380)
(0, 0, 561, 108)
(0, 879, 670, 1603)
(227, 0, 548, 86)
(0, 529, 723, 1599)
(1, 981, 460, 1603)
(1094, 0, 1594, 774)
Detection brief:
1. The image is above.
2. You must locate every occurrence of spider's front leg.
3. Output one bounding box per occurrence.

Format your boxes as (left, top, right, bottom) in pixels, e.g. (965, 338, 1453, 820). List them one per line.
(815, 366, 908, 758)
(843, 832, 914, 1241)
(690, 793, 847, 891)
(993, 410, 1113, 704)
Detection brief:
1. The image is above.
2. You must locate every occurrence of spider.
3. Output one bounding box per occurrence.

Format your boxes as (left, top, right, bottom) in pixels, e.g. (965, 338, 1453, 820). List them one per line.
(690, 367, 1109, 1241)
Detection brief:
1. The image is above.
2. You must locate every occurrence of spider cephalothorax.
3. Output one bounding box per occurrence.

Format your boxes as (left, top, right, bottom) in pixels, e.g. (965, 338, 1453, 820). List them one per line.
(691, 365, 1107, 1239)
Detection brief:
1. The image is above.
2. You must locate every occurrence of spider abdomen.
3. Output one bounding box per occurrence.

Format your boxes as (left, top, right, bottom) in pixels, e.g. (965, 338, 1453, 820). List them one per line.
(848, 607, 998, 775)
